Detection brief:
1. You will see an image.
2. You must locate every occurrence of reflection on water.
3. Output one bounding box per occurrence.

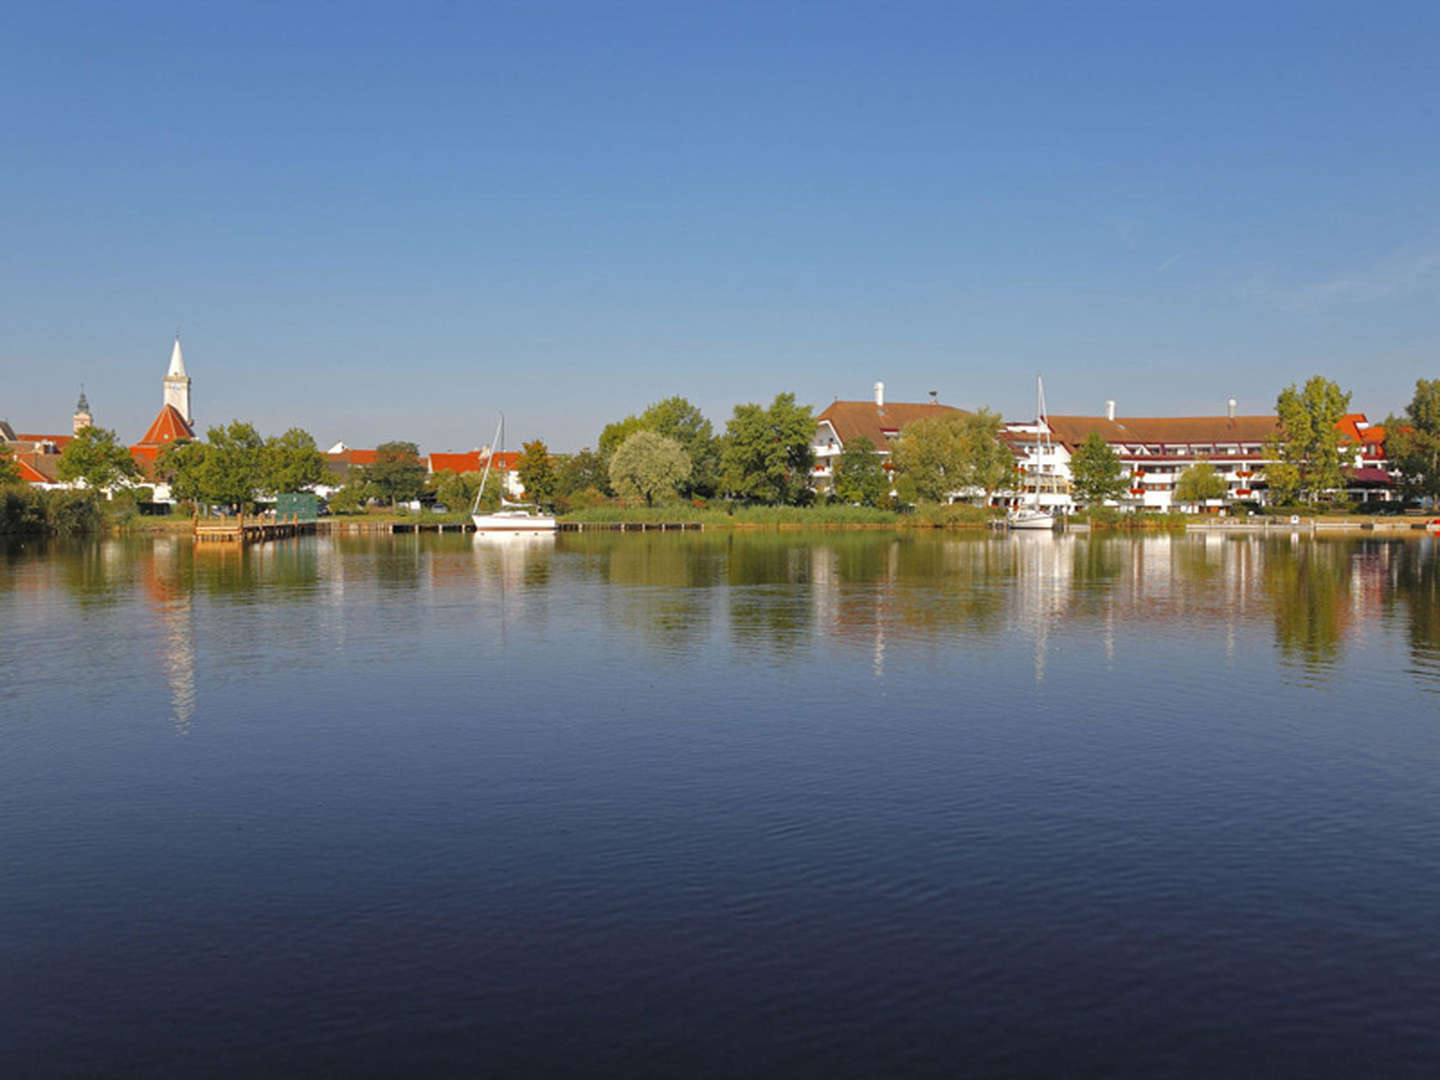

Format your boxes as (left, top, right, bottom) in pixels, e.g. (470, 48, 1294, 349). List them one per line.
(4, 531, 1438, 702)
(5, 529, 1440, 1076)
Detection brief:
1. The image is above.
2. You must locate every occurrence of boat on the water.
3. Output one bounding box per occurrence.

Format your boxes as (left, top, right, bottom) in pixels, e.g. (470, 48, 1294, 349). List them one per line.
(470, 416, 557, 532)
(1007, 376, 1058, 532)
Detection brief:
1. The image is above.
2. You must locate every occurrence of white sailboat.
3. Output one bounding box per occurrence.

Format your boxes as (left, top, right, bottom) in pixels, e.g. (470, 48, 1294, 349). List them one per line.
(470, 415, 557, 532)
(1008, 376, 1058, 531)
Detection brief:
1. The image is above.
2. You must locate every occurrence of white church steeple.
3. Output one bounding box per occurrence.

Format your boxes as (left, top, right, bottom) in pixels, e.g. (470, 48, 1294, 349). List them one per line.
(163, 333, 192, 426)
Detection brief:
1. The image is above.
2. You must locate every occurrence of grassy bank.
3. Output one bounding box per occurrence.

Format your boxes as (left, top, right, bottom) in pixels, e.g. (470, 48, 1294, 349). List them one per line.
(1078, 508, 1188, 531)
(559, 502, 1004, 529)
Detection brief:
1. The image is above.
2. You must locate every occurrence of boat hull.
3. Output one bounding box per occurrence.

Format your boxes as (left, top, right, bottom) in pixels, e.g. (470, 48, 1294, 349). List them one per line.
(1007, 512, 1056, 531)
(472, 512, 557, 532)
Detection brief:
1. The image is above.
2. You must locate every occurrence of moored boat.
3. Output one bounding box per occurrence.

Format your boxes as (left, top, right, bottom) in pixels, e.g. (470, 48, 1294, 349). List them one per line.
(469, 415, 557, 532)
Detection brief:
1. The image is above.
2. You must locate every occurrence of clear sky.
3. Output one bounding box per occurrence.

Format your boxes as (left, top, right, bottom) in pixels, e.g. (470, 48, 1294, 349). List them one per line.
(3, 1, 1437, 451)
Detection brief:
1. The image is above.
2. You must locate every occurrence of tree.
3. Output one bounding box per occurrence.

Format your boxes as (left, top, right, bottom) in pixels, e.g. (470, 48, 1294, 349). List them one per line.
(1175, 462, 1228, 504)
(56, 425, 139, 491)
(953, 409, 1013, 503)
(608, 431, 692, 506)
(0, 446, 21, 486)
(556, 448, 610, 497)
(638, 396, 717, 496)
(1273, 376, 1352, 501)
(832, 436, 890, 506)
(1068, 432, 1128, 506)
(364, 441, 427, 506)
(718, 393, 817, 504)
(157, 438, 208, 504)
(890, 413, 965, 501)
(598, 415, 647, 459)
(1386, 379, 1440, 504)
(515, 439, 557, 503)
(262, 427, 327, 494)
(431, 469, 483, 512)
(199, 421, 266, 510)
(598, 396, 718, 496)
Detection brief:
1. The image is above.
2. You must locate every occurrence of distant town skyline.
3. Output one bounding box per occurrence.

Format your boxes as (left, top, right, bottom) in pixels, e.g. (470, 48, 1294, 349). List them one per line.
(3, 1, 1437, 451)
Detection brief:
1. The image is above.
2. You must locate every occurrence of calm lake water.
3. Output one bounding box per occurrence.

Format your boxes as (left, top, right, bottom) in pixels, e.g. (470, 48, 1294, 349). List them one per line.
(3, 529, 1439, 1077)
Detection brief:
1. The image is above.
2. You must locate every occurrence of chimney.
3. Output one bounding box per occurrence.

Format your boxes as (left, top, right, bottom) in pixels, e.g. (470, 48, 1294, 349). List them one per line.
(874, 381, 885, 410)
(1228, 398, 1237, 420)
(1105, 400, 1116, 422)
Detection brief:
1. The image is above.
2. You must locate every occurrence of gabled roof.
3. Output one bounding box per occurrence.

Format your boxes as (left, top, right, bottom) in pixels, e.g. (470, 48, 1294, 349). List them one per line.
(136, 404, 195, 446)
(9, 451, 60, 484)
(1042, 415, 1281, 450)
(816, 400, 968, 448)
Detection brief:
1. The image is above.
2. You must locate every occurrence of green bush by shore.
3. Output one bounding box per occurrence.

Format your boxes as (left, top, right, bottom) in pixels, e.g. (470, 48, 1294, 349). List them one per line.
(0, 486, 104, 536)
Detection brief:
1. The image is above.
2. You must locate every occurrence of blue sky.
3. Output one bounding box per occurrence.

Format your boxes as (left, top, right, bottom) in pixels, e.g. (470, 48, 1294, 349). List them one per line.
(3, 1, 1437, 451)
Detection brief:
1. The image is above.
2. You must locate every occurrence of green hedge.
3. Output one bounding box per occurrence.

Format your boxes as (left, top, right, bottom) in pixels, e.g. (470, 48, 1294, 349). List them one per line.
(0, 486, 103, 535)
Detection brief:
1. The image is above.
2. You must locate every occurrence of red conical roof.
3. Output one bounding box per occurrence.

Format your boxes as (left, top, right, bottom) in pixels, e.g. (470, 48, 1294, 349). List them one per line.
(136, 404, 194, 446)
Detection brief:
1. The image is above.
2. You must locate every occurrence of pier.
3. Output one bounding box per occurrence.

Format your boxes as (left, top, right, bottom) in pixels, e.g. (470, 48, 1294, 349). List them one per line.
(193, 513, 317, 543)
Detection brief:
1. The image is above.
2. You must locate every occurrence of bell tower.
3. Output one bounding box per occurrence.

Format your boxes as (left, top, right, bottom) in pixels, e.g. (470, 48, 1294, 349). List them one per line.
(73, 387, 92, 434)
(163, 334, 192, 426)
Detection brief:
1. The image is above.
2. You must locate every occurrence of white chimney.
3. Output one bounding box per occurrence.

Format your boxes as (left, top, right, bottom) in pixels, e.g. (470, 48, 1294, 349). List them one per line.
(874, 381, 885, 409)
(1228, 398, 1237, 419)
(1105, 400, 1116, 422)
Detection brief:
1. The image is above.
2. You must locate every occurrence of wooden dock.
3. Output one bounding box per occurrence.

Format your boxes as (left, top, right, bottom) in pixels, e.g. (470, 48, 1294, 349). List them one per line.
(194, 513, 317, 544)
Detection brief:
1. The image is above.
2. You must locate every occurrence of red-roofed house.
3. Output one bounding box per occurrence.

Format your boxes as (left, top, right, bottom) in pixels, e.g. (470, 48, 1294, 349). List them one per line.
(812, 382, 966, 490)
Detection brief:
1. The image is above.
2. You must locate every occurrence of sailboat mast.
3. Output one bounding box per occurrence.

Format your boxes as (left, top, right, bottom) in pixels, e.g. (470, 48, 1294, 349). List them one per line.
(470, 416, 505, 516)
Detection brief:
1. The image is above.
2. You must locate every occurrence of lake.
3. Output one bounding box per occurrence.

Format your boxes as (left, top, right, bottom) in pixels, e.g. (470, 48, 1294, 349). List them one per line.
(3, 529, 1439, 1077)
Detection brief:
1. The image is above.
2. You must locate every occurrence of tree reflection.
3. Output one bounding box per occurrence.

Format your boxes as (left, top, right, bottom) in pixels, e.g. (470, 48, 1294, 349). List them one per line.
(1263, 539, 1351, 668)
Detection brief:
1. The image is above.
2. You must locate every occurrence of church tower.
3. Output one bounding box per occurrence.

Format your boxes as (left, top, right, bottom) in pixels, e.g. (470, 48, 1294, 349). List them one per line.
(73, 387, 92, 434)
(163, 334, 192, 426)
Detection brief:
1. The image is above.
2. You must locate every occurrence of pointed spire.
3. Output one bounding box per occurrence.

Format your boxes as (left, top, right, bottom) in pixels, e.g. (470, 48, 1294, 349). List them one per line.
(167, 334, 186, 378)
(75, 385, 89, 413)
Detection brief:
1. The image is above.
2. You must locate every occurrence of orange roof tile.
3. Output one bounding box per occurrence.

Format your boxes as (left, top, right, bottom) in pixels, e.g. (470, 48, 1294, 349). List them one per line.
(429, 451, 484, 473)
(1042, 415, 1282, 450)
(816, 400, 968, 448)
(16, 433, 73, 450)
(10, 453, 55, 484)
(136, 405, 194, 446)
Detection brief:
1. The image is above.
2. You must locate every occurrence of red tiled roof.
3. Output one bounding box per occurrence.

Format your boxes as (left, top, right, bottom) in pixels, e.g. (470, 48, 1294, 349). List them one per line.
(10, 453, 55, 484)
(1345, 466, 1394, 485)
(136, 405, 194, 446)
(429, 451, 484, 473)
(816, 400, 968, 448)
(1042, 415, 1282, 450)
(16, 433, 73, 450)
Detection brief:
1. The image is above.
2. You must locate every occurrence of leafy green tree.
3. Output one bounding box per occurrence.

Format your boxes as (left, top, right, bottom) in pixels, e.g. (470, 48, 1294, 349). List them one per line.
(890, 413, 965, 501)
(364, 441, 427, 506)
(598, 415, 647, 459)
(609, 430, 692, 506)
(1386, 378, 1440, 504)
(157, 438, 207, 504)
(200, 421, 266, 510)
(0, 446, 21, 486)
(832, 436, 890, 506)
(1273, 376, 1352, 500)
(954, 409, 1013, 503)
(1068, 432, 1128, 505)
(638, 396, 717, 496)
(328, 483, 368, 513)
(598, 397, 718, 495)
(56, 425, 139, 491)
(262, 427, 327, 494)
(718, 393, 817, 504)
(431, 469, 483, 512)
(556, 448, 610, 497)
(1175, 462, 1228, 504)
(515, 439, 557, 502)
